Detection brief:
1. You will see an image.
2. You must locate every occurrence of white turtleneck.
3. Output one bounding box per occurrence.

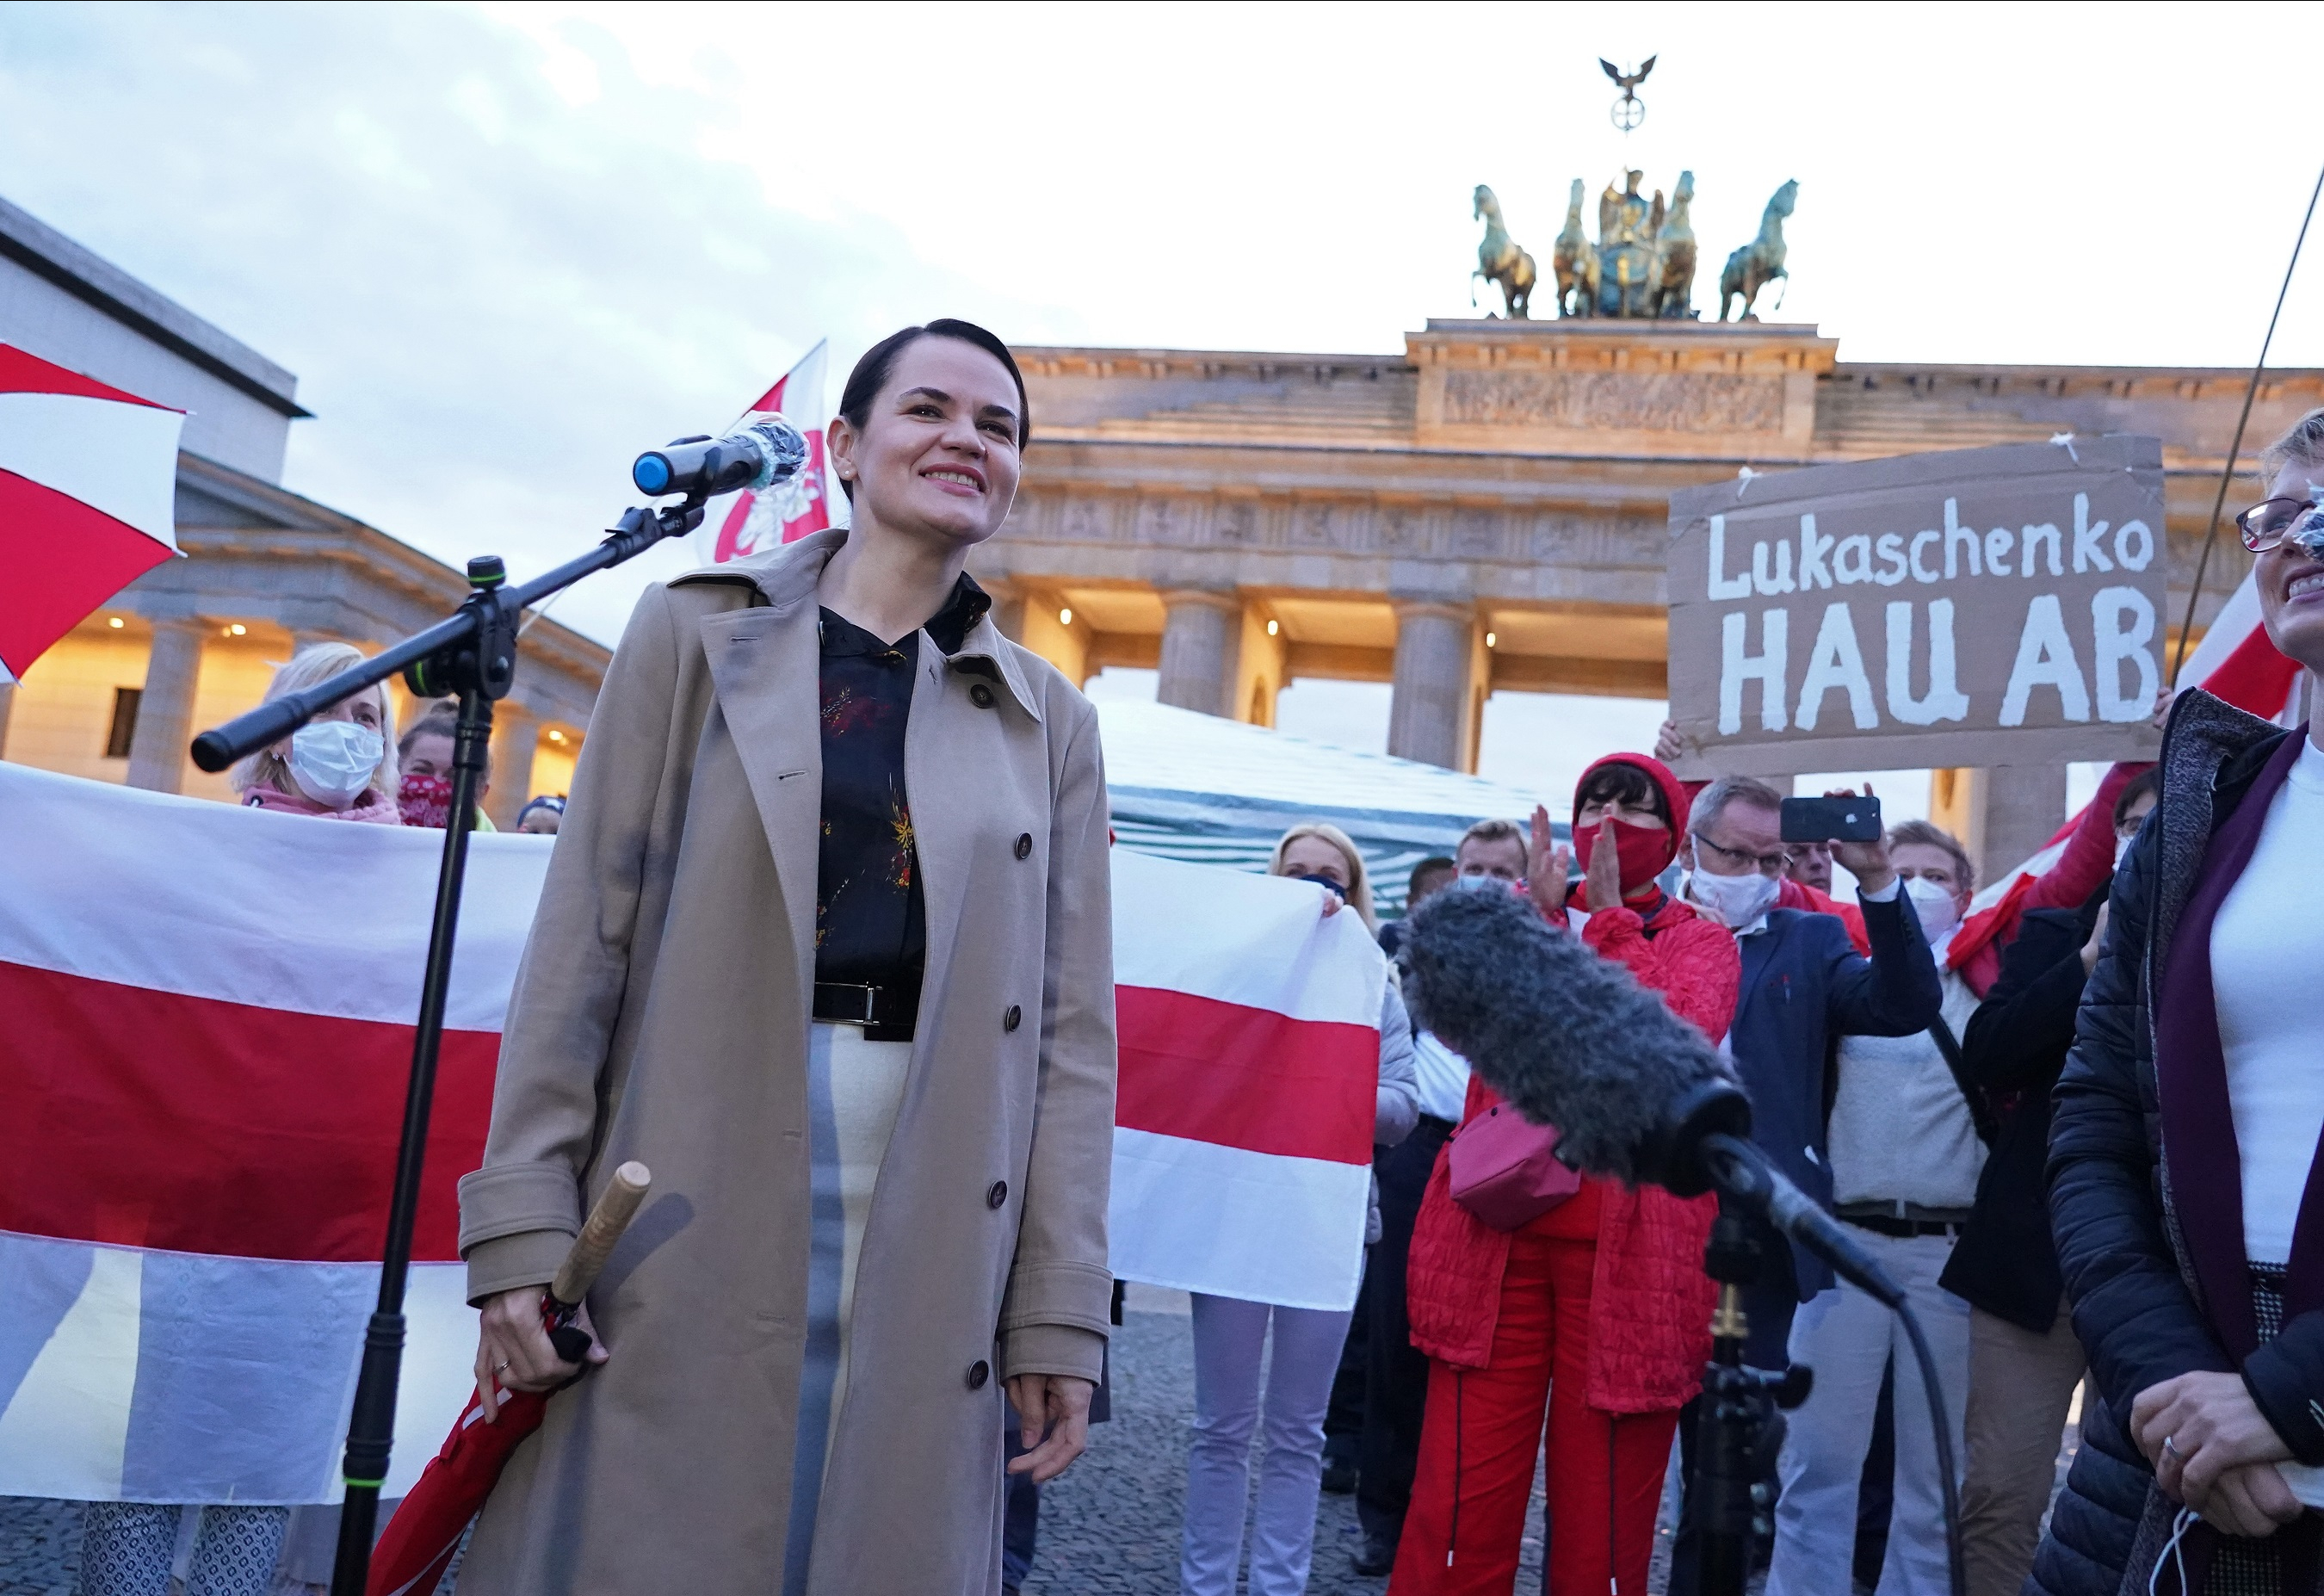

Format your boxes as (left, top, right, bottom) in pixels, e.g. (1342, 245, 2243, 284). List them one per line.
(2209, 734, 2324, 1266)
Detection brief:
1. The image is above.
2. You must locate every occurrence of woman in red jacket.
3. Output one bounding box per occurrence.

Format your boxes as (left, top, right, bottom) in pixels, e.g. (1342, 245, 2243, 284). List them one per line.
(1389, 753, 1740, 1596)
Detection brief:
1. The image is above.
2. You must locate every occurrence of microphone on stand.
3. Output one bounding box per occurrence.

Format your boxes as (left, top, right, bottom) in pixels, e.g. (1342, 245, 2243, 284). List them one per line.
(632, 411, 810, 499)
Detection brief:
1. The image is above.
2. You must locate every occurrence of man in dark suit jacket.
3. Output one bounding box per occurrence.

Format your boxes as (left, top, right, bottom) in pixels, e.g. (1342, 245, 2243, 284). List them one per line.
(1684, 775, 1944, 1352)
(1668, 774, 1944, 1588)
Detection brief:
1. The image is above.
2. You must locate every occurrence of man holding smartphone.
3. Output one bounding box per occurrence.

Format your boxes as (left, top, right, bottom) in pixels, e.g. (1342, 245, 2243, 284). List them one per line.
(1666, 774, 1944, 1587)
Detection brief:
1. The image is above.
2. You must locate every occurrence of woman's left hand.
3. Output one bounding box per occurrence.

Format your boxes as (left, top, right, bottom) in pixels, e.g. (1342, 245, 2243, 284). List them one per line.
(1582, 816, 1623, 912)
(2133, 1370, 2294, 1506)
(1004, 1372, 1096, 1483)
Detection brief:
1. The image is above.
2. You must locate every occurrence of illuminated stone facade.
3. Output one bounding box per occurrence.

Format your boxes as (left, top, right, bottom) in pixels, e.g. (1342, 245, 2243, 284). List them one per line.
(980, 319, 2323, 871)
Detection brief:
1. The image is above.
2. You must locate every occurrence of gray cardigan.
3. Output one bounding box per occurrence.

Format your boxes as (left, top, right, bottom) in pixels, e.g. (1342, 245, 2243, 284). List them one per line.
(1370, 977, 1420, 1242)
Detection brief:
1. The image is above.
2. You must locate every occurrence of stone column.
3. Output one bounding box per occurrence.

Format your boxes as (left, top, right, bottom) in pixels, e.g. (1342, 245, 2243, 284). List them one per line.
(0, 678, 15, 760)
(125, 618, 209, 793)
(1157, 591, 1240, 717)
(1951, 764, 2068, 887)
(1388, 603, 1475, 770)
(487, 703, 540, 829)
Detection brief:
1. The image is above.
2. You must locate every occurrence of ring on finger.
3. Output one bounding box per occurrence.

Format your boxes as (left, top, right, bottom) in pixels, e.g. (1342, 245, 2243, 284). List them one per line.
(496, 1359, 512, 1372)
(2163, 1434, 2183, 1459)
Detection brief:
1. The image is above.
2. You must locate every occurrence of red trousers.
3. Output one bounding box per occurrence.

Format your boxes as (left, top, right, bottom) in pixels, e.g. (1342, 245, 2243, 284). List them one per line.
(1388, 1209, 1679, 1596)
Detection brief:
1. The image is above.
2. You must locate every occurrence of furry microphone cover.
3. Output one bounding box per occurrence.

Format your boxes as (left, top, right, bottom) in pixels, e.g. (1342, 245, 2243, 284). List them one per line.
(1400, 885, 1734, 1185)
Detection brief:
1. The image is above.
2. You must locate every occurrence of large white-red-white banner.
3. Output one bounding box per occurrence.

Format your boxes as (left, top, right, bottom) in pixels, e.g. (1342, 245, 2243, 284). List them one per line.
(0, 761, 1381, 1502)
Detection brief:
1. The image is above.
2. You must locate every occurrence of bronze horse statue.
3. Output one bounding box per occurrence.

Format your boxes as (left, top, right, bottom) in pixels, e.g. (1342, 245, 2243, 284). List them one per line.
(1653, 170, 1697, 319)
(1552, 178, 1599, 318)
(1472, 184, 1536, 319)
(1720, 179, 1796, 322)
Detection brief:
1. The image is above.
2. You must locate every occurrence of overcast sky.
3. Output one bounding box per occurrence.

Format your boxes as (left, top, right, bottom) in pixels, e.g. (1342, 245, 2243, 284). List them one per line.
(4, 1, 2320, 816)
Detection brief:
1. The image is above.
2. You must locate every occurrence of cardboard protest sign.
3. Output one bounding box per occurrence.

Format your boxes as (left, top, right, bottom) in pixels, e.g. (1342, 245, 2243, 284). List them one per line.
(1666, 437, 2168, 776)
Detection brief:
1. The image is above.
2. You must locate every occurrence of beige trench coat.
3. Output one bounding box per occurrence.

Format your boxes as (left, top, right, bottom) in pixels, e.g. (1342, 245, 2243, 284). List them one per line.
(454, 529, 1117, 1594)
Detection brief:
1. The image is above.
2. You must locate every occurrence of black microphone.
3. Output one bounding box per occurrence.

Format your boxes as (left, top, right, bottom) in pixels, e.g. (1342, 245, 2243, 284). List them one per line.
(632, 411, 810, 499)
(1400, 885, 1901, 1307)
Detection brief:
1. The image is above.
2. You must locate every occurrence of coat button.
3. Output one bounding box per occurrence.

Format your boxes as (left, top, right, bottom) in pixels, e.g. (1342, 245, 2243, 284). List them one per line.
(1004, 1004, 1023, 1032)
(1014, 832, 1033, 859)
(969, 683, 995, 708)
(987, 1180, 1009, 1209)
(967, 1359, 991, 1389)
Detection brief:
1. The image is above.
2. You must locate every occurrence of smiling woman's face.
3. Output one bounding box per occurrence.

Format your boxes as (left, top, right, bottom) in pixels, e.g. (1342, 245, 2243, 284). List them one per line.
(830, 337, 1022, 553)
(2258, 456, 2324, 675)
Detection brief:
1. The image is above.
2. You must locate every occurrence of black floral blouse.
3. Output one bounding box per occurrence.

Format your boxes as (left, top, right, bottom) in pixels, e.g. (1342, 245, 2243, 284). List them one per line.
(813, 573, 992, 1006)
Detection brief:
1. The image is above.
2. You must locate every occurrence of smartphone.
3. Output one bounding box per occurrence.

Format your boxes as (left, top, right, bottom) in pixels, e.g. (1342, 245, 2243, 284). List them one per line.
(1779, 795, 1882, 843)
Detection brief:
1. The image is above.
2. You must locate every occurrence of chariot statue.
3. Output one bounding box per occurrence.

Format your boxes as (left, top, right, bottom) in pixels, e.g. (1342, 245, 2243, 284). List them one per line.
(1542, 167, 1700, 319)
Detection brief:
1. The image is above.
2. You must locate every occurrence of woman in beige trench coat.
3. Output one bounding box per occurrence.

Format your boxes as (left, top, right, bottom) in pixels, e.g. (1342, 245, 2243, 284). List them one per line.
(453, 321, 1117, 1595)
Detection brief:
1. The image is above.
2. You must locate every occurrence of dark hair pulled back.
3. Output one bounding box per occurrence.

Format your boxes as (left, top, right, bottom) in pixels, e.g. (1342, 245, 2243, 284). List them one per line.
(834, 319, 1029, 503)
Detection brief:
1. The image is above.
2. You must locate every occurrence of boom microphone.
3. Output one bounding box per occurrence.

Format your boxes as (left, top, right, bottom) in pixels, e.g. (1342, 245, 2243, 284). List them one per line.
(632, 411, 810, 499)
(1400, 885, 1901, 1307)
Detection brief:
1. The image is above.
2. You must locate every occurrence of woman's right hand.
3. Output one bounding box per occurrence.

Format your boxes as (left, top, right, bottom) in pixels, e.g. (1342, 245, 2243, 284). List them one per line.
(474, 1287, 606, 1421)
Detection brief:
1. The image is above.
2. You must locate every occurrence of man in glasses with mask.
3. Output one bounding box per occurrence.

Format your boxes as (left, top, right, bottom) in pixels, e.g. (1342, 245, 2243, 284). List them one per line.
(1666, 774, 1944, 1590)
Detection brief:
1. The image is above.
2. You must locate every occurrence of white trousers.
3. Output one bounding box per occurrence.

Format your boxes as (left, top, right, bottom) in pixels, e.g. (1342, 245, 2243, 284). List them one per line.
(1182, 1293, 1356, 1596)
(1766, 1229, 1972, 1596)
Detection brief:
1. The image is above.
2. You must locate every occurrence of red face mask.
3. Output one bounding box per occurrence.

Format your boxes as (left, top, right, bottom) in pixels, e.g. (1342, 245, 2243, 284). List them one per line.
(1573, 815, 1674, 894)
(398, 772, 454, 829)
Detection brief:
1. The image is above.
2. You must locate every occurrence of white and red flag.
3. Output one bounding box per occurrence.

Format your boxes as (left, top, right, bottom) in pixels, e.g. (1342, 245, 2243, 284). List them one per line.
(2172, 569, 2303, 724)
(707, 340, 832, 562)
(0, 761, 1381, 1500)
(1109, 853, 1385, 1311)
(0, 344, 183, 683)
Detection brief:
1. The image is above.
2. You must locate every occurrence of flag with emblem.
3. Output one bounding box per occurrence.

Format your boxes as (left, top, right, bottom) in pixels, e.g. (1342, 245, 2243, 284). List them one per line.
(707, 340, 831, 562)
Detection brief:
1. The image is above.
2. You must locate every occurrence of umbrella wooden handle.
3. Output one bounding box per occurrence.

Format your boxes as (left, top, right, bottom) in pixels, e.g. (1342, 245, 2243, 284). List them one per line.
(549, 1161, 651, 1308)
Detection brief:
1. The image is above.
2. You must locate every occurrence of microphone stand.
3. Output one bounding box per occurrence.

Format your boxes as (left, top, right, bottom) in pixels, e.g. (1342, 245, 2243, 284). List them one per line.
(188, 496, 708, 1596)
(1689, 1209, 1811, 1596)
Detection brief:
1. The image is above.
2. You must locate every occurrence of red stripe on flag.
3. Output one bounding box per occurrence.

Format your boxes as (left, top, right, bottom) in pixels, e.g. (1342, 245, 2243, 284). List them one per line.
(1115, 986, 1375, 1165)
(2201, 622, 2302, 721)
(0, 343, 172, 406)
(0, 962, 495, 1263)
(0, 469, 175, 677)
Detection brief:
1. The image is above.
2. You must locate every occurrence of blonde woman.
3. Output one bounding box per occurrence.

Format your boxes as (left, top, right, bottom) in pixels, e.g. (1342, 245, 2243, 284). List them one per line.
(232, 643, 399, 823)
(1179, 823, 1419, 1596)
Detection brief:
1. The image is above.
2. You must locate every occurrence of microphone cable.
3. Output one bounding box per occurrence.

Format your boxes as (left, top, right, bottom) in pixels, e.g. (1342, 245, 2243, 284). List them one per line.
(1895, 1295, 1967, 1596)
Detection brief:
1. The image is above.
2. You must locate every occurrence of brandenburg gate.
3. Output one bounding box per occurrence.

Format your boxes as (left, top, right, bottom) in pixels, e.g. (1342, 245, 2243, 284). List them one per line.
(978, 316, 2320, 868)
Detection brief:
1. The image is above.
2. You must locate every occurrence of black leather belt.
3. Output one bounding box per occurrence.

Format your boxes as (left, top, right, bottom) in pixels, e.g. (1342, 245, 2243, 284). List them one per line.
(813, 981, 913, 1038)
(1417, 1114, 1458, 1136)
(1839, 1211, 1968, 1239)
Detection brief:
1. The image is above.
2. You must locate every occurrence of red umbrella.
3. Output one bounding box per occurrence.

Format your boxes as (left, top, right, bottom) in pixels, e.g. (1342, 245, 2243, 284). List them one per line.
(367, 1162, 650, 1596)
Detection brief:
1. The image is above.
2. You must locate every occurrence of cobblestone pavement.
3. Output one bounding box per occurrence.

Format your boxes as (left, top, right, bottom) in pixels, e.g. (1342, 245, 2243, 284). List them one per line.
(1023, 1289, 1554, 1596)
(0, 1495, 76, 1596)
(2, 1288, 2075, 1596)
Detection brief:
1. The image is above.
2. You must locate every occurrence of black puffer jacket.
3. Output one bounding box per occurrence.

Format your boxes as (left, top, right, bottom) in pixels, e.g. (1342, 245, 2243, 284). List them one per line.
(2029, 692, 2301, 1596)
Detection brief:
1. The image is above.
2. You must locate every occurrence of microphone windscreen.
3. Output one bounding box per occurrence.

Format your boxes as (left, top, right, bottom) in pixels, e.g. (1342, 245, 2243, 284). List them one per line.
(1400, 886, 1733, 1184)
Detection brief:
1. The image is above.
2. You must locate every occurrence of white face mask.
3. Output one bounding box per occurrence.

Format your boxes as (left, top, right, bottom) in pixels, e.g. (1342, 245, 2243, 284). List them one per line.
(2114, 832, 2135, 869)
(1685, 851, 1781, 929)
(1904, 875, 1962, 941)
(286, 721, 384, 807)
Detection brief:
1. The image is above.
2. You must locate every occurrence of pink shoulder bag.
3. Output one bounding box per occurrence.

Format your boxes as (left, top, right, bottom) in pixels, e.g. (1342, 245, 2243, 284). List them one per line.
(1448, 1102, 1582, 1231)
